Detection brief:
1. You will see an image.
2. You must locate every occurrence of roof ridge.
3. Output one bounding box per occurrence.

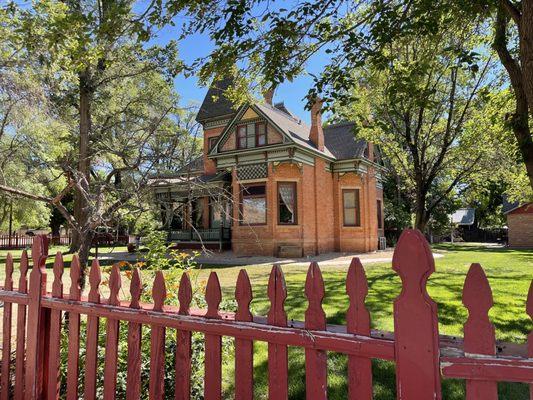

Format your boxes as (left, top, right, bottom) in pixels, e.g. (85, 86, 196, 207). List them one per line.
(259, 102, 304, 125)
(324, 120, 355, 130)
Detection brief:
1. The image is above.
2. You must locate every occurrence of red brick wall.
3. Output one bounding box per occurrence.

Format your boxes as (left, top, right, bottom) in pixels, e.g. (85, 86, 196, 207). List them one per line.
(313, 159, 335, 253)
(231, 162, 307, 256)
(229, 160, 380, 256)
(507, 212, 533, 248)
(203, 126, 225, 174)
(301, 163, 317, 255)
(333, 170, 378, 253)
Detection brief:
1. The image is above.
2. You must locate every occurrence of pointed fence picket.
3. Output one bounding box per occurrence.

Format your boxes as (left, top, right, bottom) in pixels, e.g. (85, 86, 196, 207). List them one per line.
(14, 251, 28, 400)
(304, 262, 327, 400)
(1, 253, 13, 400)
(463, 263, 498, 400)
(267, 265, 289, 400)
(84, 260, 101, 400)
(149, 271, 167, 400)
(66, 255, 81, 400)
(47, 252, 63, 400)
(346, 258, 372, 400)
(103, 265, 121, 400)
(1, 229, 533, 399)
(175, 272, 193, 400)
(235, 269, 254, 400)
(205, 272, 223, 400)
(126, 268, 143, 400)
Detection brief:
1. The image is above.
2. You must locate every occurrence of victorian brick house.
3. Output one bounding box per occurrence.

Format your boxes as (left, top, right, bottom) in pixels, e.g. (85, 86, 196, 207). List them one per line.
(151, 79, 385, 256)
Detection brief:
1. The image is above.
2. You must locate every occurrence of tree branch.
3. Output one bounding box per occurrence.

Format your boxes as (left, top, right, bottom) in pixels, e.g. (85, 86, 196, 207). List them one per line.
(0, 183, 81, 233)
(500, 0, 521, 25)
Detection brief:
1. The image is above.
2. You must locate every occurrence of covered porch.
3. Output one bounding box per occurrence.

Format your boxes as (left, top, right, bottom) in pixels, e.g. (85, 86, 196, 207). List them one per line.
(151, 171, 233, 250)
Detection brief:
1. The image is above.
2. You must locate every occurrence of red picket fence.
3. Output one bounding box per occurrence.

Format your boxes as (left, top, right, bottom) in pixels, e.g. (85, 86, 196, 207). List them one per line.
(0, 234, 129, 250)
(0, 235, 36, 250)
(0, 235, 71, 250)
(0, 229, 532, 399)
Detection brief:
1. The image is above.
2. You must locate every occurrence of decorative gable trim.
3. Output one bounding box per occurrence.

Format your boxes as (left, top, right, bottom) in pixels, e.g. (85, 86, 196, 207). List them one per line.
(236, 163, 268, 180)
(241, 107, 260, 120)
(209, 104, 295, 156)
(204, 118, 232, 129)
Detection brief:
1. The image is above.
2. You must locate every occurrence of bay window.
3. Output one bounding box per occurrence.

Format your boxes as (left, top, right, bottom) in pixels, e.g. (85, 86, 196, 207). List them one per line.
(278, 182, 297, 224)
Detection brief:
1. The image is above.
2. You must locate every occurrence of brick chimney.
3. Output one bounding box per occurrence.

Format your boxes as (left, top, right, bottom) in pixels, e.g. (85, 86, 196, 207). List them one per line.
(263, 87, 275, 105)
(309, 97, 324, 151)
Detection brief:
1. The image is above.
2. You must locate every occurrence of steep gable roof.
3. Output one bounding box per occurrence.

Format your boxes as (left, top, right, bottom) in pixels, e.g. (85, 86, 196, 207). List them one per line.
(196, 77, 235, 123)
(274, 102, 299, 119)
(451, 208, 475, 225)
(254, 103, 337, 158)
(208, 101, 372, 162)
(323, 122, 367, 160)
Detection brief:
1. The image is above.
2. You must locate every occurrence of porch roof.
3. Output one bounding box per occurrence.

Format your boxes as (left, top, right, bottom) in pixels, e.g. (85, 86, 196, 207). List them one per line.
(151, 171, 230, 199)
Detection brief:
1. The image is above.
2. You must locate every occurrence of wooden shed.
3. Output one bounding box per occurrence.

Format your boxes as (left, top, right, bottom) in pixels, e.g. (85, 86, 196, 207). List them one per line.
(505, 202, 533, 248)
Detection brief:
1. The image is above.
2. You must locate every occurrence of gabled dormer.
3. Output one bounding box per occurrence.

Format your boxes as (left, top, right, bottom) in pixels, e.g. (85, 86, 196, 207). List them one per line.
(210, 104, 287, 154)
(197, 80, 382, 178)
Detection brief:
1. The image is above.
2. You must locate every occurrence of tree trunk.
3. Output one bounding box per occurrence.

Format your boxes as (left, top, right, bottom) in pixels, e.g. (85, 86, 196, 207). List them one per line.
(414, 208, 430, 233)
(77, 230, 95, 287)
(520, 0, 533, 118)
(495, 4, 533, 191)
(414, 190, 430, 232)
(510, 108, 533, 190)
(70, 69, 92, 253)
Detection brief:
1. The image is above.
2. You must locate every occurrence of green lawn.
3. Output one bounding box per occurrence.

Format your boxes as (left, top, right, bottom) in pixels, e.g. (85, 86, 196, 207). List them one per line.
(194, 243, 533, 399)
(1, 243, 532, 399)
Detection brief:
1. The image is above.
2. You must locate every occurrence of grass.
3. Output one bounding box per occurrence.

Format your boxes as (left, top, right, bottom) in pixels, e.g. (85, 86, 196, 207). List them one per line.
(194, 242, 533, 399)
(1, 242, 532, 399)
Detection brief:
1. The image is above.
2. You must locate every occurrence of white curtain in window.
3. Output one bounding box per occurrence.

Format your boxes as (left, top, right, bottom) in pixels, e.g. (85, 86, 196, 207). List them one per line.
(279, 184, 294, 214)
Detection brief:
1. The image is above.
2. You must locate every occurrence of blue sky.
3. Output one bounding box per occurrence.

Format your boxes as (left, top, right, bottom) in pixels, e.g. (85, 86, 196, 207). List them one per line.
(156, 24, 328, 124)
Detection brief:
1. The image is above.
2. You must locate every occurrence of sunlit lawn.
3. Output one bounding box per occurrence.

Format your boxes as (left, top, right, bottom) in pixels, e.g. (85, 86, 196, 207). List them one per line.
(195, 243, 533, 399)
(1, 242, 532, 399)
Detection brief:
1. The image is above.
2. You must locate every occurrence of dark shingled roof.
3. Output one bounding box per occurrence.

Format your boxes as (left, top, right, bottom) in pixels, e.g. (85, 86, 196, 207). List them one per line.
(274, 102, 299, 120)
(502, 196, 522, 214)
(451, 208, 475, 225)
(323, 121, 367, 160)
(196, 77, 235, 123)
(176, 156, 204, 174)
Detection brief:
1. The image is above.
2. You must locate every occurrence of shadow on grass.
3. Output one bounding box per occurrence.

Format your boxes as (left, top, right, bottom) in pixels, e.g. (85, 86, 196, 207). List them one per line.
(224, 344, 527, 400)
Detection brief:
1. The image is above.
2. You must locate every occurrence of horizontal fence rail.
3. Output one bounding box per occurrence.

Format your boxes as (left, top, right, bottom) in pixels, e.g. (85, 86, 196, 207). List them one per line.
(0, 230, 532, 399)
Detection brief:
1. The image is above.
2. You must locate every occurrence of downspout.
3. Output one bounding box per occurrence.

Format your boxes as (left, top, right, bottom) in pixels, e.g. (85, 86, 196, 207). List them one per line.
(314, 161, 319, 255)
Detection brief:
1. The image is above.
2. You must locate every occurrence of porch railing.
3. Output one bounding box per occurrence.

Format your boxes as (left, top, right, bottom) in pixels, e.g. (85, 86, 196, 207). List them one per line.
(167, 227, 231, 242)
